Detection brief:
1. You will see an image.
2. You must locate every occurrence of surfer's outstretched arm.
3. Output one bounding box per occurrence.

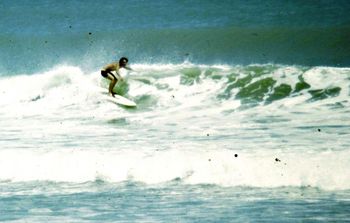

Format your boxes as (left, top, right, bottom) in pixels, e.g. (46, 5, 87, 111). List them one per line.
(125, 66, 133, 71)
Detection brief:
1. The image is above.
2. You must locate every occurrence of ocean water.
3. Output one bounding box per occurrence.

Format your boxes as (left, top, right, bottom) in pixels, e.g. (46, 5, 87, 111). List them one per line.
(1, 0, 350, 222)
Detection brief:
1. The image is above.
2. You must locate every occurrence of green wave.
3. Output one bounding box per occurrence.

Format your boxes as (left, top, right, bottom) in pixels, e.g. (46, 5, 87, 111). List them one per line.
(173, 64, 346, 105)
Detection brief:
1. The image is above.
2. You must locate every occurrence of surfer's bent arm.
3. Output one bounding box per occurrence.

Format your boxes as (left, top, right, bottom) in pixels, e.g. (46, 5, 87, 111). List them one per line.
(115, 71, 123, 81)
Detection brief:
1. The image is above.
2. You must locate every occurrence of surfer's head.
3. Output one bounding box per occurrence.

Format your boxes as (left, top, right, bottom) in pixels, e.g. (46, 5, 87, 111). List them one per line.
(119, 57, 128, 67)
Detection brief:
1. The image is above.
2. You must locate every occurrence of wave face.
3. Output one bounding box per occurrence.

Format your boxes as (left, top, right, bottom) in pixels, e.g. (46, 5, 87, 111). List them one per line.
(0, 63, 349, 190)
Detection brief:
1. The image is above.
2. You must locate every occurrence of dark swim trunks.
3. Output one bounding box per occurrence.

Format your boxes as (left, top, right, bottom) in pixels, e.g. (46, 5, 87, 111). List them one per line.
(101, 70, 116, 79)
(101, 70, 108, 78)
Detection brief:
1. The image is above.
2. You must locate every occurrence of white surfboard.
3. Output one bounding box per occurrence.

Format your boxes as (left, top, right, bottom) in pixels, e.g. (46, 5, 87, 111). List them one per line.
(96, 87, 136, 107)
(103, 94, 136, 107)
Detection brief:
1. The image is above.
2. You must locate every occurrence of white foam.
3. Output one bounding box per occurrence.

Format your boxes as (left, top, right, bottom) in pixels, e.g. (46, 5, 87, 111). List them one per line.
(1, 63, 349, 191)
(0, 148, 349, 190)
(303, 67, 349, 91)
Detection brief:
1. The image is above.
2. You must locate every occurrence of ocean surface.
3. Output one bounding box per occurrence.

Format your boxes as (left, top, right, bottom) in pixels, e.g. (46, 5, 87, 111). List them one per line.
(1, 0, 350, 222)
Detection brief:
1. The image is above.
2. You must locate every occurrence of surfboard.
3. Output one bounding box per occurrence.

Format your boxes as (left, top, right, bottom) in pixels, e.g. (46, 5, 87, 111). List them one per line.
(103, 94, 136, 107)
(96, 87, 136, 107)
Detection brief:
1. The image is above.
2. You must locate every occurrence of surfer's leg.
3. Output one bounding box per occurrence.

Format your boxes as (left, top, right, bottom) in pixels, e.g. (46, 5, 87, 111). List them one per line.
(109, 79, 117, 96)
(101, 70, 118, 96)
(106, 73, 118, 96)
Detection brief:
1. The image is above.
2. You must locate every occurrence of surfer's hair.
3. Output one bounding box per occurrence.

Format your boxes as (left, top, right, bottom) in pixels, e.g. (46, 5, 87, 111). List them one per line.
(119, 57, 128, 64)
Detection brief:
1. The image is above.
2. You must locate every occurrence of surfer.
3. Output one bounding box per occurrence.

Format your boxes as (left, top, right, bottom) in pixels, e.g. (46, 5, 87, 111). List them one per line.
(101, 57, 132, 97)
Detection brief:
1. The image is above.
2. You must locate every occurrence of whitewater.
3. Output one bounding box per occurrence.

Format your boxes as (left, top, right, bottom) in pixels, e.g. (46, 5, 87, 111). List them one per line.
(1, 63, 350, 221)
(0, 63, 349, 189)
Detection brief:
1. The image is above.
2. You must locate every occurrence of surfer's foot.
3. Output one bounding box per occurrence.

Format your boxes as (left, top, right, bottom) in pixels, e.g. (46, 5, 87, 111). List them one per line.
(108, 92, 115, 97)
